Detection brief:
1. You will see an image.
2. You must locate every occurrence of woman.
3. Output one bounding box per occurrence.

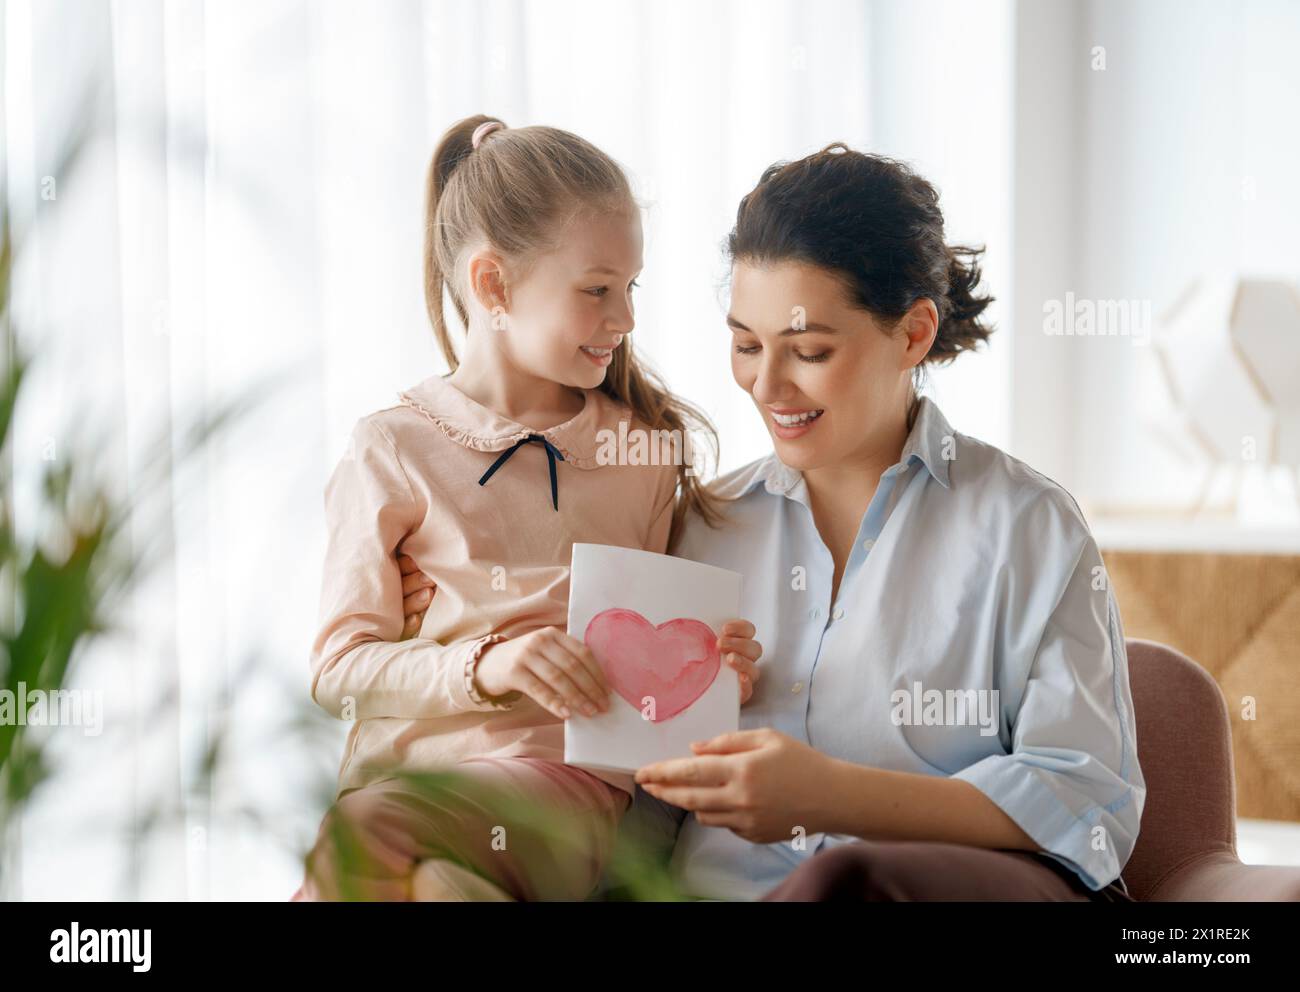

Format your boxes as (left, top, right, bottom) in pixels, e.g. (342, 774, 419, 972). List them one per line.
(403, 144, 1143, 901)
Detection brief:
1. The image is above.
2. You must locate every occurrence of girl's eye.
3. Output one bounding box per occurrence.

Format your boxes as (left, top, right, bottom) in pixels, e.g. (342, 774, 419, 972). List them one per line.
(585, 279, 639, 298)
(734, 344, 760, 355)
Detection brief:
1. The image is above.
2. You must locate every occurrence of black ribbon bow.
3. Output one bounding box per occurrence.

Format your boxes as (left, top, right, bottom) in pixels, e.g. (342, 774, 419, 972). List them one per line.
(477, 433, 566, 511)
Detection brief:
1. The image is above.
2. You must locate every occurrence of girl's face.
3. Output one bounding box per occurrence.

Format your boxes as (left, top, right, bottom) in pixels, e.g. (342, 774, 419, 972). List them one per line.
(727, 260, 928, 473)
(500, 207, 643, 390)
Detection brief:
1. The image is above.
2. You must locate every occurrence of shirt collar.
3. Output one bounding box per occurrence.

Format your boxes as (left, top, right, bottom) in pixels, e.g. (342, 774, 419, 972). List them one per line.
(397, 373, 625, 469)
(899, 395, 954, 489)
(737, 395, 955, 499)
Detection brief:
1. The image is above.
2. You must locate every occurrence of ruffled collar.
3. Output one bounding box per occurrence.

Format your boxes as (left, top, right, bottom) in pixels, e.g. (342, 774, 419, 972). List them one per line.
(397, 373, 626, 470)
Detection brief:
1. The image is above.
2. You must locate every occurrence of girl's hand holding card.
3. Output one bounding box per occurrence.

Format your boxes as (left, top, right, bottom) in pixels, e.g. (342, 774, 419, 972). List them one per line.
(397, 552, 762, 705)
(717, 618, 762, 704)
(473, 626, 614, 719)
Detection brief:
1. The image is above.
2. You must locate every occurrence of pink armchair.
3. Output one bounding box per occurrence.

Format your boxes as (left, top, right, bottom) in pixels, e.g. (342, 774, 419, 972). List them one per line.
(757, 639, 1300, 901)
(1122, 639, 1300, 901)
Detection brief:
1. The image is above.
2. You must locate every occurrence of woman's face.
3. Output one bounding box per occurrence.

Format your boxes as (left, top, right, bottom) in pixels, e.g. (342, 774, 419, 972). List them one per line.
(727, 260, 926, 473)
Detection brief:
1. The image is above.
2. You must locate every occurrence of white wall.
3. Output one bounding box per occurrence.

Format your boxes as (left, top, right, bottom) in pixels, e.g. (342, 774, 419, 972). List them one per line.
(1008, 0, 1079, 489)
(870, 0, 1014, 456)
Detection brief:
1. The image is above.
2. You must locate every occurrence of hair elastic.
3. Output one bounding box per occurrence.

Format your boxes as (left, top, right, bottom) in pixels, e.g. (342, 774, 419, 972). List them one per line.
(471, 120, 505, 149)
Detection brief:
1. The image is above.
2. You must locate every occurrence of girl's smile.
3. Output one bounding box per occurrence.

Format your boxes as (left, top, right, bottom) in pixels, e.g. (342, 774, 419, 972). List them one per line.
(579, 340, 620, 367)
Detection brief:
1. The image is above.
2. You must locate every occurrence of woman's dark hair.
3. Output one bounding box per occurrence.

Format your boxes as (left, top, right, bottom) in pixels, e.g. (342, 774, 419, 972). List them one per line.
(726, 143, 994, 365)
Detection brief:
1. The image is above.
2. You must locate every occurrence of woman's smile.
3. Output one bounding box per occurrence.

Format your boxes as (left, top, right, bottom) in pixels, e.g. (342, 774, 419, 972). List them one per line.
(769, 406, 825, 439)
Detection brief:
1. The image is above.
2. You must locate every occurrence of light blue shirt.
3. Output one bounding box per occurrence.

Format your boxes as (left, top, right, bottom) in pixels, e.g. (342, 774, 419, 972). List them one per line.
(627, 396, 1145, 900)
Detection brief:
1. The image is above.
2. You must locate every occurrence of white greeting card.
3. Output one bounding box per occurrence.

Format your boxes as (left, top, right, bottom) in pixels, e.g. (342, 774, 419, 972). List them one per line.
(564, 543, 742, 774)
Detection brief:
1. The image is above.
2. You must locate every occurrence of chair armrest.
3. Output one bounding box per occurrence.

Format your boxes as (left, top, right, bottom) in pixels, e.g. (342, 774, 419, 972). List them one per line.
(1150, 852, 1300, 901)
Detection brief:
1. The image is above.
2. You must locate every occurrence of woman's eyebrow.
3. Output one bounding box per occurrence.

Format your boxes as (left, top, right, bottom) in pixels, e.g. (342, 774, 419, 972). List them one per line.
(726, 314, 839, 335)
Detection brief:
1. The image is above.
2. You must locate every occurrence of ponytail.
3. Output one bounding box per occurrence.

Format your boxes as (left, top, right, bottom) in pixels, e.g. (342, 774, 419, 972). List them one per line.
(424, 114, 501, 371)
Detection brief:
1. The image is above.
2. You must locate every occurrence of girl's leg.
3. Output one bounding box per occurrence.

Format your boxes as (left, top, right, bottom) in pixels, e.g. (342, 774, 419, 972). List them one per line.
(411, 858, 515, 900)
(295, 756, 631, 902)
(758, 840, 1134, 902)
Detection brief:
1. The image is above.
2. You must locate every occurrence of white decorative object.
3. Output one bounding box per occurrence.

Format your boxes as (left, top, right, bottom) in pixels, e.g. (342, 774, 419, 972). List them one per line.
(1154, 277, 1300, 511)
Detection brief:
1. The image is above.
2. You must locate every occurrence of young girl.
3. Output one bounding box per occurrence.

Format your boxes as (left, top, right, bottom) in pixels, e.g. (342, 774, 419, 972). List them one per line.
(291, 115, 763, 902)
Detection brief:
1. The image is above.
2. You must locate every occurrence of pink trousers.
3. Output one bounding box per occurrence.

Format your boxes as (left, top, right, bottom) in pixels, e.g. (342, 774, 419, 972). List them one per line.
(290, 757, 631, 902)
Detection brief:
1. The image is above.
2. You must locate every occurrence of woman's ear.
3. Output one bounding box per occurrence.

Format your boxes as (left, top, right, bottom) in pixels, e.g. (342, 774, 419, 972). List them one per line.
(466, 248, 509, 316)
(900, 298, 939, 370)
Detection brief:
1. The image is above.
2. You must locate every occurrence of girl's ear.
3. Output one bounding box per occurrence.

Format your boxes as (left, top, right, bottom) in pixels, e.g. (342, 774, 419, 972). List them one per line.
(466, 248, 510, 316)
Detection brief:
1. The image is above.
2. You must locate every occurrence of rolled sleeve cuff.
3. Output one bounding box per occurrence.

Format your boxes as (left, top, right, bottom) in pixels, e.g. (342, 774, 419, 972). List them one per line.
(952, 755, 1133, 891)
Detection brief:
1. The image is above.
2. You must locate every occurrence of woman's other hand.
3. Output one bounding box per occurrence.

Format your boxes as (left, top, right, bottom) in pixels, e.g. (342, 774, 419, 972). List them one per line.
(398, 553, 433, 639)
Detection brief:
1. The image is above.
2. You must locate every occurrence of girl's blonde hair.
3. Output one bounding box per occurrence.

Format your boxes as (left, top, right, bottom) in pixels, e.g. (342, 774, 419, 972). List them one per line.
(424, 114, 724, 549)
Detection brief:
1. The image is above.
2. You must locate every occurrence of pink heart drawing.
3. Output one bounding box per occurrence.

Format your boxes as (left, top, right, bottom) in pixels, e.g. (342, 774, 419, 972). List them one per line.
(583, 607, 721, 723)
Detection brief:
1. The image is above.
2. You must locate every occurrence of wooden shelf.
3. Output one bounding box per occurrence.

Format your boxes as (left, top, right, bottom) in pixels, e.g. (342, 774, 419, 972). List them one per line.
(1091, 517, 1300, 554)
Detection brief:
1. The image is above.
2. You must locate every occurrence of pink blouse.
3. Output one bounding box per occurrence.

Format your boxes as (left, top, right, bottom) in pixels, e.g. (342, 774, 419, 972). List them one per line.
(310, 373, 680, 800)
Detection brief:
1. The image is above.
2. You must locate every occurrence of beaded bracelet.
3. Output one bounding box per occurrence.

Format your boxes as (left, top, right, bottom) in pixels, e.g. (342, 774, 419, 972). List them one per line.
(464, 635, 518, 709)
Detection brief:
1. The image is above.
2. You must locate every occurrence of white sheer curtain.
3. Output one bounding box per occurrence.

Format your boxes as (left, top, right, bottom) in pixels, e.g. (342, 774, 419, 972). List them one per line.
(3, 0, 1011, 899)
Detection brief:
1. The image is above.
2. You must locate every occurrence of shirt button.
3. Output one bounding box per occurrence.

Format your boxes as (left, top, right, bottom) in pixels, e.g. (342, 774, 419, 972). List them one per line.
(863, 538, 875, 551)
(808, 607, 820, 620)
(791, 682, 804, 694)
(832, 607, 845, 621)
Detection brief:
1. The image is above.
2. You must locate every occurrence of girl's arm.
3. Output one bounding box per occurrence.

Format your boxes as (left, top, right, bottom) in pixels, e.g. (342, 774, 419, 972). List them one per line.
(310, 417, 515, 721)
(395, 462, 762, 702)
